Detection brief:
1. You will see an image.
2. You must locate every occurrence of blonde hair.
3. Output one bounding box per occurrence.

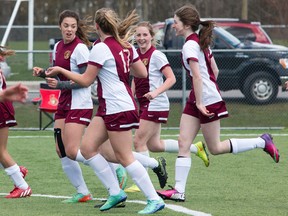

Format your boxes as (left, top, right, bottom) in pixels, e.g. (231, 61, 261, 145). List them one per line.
(0, 46, 15, 57)
(94, 8, 139, 48)
(135, 21, 158, 47)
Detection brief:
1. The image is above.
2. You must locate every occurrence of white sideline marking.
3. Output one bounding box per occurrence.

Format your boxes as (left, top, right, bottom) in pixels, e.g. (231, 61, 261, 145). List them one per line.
(0, 193, 212, 216)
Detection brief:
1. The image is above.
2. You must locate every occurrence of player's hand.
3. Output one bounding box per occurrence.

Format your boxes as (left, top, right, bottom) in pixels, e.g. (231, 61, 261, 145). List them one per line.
(46, 77, 58, 88)
(46, 66, 62, 77)
(2, 83, 28, 103)
(196, 103, 215, 117)
(32, 66, 44, 77)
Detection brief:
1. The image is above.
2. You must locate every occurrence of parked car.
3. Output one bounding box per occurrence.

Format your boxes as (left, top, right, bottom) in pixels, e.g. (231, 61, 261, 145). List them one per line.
(160, 18, 288, 104)
(215, 18, 273, 44)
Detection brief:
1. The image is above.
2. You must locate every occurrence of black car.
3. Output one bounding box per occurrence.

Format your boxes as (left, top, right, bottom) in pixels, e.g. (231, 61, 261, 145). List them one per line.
(161, 18, 288, 104)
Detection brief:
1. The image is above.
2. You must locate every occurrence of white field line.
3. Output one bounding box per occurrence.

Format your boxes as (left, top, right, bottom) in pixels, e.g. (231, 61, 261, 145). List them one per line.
(0, 193, 212, 216)
(8, 133, 288, 139)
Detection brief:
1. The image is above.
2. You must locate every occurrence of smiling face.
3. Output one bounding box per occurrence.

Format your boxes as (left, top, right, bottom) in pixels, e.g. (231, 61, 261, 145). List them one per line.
(172, 15, 187, 37)
(60, 17, 77, 44)
(135, 26, 153, 53)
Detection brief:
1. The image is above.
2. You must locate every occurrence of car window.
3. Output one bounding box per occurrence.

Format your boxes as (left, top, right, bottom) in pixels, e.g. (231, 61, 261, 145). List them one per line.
(223, 26, 256, 42)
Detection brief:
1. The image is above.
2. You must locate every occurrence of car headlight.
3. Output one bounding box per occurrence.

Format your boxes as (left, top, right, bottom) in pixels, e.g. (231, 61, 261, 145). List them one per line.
(279, 58, 288, 69)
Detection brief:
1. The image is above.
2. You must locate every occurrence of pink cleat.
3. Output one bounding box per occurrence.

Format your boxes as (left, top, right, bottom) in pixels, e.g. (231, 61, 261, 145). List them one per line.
(157, 186, 185, 202)
(5, 186, 32, 198)
(19, 166, 28, 178)
(261, 133, 280, 163)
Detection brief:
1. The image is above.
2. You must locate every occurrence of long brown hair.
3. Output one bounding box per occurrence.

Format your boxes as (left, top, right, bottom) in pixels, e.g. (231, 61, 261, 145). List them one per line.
(94, 8, 139, 48)
(175, 4, 215, 51)
(0, 46, 15, 57)
(58, 10, 94, 47)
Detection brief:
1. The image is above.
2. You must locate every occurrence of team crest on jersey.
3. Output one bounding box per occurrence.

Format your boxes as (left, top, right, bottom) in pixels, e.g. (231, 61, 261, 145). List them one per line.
(142, 58, 149, 66)
(64, 50, 71, 59)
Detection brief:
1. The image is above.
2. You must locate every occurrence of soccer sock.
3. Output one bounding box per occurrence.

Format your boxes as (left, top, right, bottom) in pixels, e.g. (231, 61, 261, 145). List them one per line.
(108, 162, 119, 179)
(230, 137, 265, 154)
(75, 150, 85, 163)
(175, 157, 191, 193)
(60, 157, 89, 195)
(5, 164, 28, 190)
(125, 160, 159, 200)
(133, 151, 158, 169)
(164, 139, 198, 154)
(85, 153, 120, 195)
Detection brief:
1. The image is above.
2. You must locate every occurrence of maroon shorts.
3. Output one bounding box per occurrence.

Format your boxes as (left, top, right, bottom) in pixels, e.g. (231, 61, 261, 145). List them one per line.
(0, 102, 17, 128)
(183, 100, 229, 124)
(96, 110, 139, 131)
(55, 109, 93, 126)
(140, 109, 169, 124)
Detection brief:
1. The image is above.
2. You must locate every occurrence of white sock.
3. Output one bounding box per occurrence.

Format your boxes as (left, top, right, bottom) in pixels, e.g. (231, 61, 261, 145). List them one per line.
(85, 154, 120, 195)
(75, 150, 85, 163)
(60, 157, 89, 195)
(5, 164, 28, 189)
(230, 137, 265, 154)
(108, 162, 119, 180)
(175, 157, 191, 193)
(164, 139, 198, 154)
(126, 160, 159, 200)
(133, 152, 158, 169)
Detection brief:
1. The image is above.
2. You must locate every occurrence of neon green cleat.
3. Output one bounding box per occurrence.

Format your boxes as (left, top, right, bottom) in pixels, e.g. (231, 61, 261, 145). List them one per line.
(99, 190, 127, 211)
(116, 165, 128, 190)
(138, 198, 165, 214)
(62, 193, 93, 203)
(195, 141, 210, 167)
(124, 184, 141, 193)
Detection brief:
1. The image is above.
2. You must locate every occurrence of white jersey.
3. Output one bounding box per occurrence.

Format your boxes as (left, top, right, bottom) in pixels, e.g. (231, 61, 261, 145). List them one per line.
(182, 33, 222, 106)
(88, 37, 138, 115)
(135, 46, 170, 111)
(53, 37, 93, 110)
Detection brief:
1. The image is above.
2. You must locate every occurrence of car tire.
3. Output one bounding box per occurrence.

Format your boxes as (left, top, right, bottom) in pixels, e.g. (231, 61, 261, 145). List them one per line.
(242, 71, 278, 105)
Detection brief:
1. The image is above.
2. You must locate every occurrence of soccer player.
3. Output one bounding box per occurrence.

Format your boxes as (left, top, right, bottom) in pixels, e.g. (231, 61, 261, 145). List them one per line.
(0, 46, 31, 198)
(157, 4, 280, 202)
(46, 8, 165, 214)
(32, 10, 94, 203)
(125, 21, 209, 193)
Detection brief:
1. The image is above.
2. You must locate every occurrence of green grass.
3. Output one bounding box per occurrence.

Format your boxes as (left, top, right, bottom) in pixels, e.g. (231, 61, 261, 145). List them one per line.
(0, 130, 287, 216)
(12, 99, 288, 129)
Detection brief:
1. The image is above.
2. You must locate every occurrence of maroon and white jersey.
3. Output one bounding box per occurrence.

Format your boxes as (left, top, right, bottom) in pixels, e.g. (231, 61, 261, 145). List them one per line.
(182, 33, 222, 106)
(88, 37, 139, 115)
(53, 36, 92, 110)
(0, 70, 16, 127)
(134, 46, 170, 111)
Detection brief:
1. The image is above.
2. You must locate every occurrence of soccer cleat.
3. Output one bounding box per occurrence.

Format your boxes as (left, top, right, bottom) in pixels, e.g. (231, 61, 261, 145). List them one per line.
(261, 133, 280, 163)
(116, 165, 128, 190)
(19, 166, 28, 178)
(138, 198, 165, 214)
(124, 184, 141, 193)
(152, 157, 168, 189)
(157, 186, 185, 202)
(62, 193, 93, 203)
(99, 190, 127, 211)
(94, 200, 126, 208)
(5, 186, 32, 198)
(195, 141, 210, 167)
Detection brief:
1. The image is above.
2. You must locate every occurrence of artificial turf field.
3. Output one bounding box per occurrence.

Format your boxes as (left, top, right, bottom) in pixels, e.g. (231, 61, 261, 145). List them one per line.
(0, 130, 287, 216)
